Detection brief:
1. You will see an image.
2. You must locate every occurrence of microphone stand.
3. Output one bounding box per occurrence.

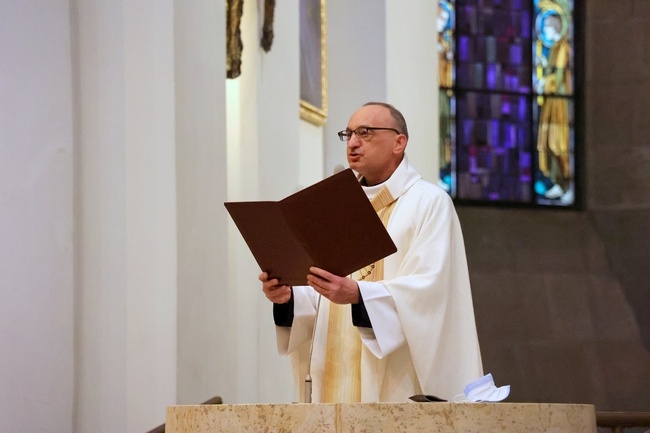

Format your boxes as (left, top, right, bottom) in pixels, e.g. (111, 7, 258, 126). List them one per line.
(304, 293, 322, 403)
(305, 165, 343, 403)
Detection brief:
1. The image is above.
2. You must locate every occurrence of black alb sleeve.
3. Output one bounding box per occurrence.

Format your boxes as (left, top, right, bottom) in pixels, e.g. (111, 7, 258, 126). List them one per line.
(351, 290, 373, 328)
(272, 289, 294, 327)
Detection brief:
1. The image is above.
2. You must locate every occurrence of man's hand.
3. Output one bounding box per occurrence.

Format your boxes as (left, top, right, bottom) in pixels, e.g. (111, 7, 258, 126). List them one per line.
(307, 267, 360, 305)
(259, 272, 292, 304)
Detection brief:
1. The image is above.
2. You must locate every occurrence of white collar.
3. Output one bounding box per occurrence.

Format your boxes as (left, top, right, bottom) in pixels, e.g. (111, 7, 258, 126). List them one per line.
(361, 154, 422, 201)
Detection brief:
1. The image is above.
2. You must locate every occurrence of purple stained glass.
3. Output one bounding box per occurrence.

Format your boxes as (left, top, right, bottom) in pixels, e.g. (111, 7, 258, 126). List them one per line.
(486, 64, 499, 89)
(510, 43, 523, 65)
(519, 11, 531, 37)
(473, 63, 484, 87)
(501, 97, 511, 118)
(519, 151, 531, 180)
(477, 143, 491, 169)
(458, 36, 471, 62)
(503, 123, 517, 148)
(445, 0, 577, 206)
(460, 124, 470, 149)
(486, 37, 497, 63)
(459, 6, 477, 34)
(504, 68, 519, 90)
(479, 9, 494, 35)
(518, 125, 530, 150)
(518, 96, 528, 121)
(490, 120, 500, 147)
(493, 11, 512, 36)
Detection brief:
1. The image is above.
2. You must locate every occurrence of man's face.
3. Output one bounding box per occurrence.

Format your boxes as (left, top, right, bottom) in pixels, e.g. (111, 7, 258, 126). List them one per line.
(345, 105, 403, 186)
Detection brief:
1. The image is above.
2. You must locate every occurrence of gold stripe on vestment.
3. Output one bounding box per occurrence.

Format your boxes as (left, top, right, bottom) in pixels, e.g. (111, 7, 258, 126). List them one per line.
(321, 185, 397, 402)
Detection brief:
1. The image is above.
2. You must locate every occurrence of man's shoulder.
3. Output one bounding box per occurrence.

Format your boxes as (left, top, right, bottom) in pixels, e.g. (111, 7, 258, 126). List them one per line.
(406, 177, 453, 203)
(394, 178, 457, 222)
(395, 158, 454, 206)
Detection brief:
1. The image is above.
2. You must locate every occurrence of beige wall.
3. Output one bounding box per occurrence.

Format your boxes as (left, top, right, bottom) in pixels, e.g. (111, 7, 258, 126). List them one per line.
(0, 2, 74, 432)
(73, 1, 178, 431)
(174, 0, 231, 407)
(1, 1, 440, 431)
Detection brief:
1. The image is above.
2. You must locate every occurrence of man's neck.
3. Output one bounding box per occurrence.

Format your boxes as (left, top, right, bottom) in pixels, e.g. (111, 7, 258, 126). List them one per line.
(361, 158, 403, 186)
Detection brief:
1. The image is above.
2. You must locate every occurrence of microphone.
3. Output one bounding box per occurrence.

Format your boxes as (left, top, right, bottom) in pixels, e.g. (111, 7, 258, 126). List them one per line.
(332, 163, 346, 175)
(304, 164, 345, 403)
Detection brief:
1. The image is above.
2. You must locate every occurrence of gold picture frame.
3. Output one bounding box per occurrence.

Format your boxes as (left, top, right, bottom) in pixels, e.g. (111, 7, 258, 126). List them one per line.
(299, 0, 327, 126)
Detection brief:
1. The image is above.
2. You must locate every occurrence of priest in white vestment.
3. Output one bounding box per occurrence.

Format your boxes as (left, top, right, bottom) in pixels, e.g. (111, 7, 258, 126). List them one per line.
(261, 102, 483, 403)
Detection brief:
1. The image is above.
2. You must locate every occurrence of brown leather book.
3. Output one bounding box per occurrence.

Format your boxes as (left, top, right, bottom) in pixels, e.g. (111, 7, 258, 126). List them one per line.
(224, 169, 397, 286)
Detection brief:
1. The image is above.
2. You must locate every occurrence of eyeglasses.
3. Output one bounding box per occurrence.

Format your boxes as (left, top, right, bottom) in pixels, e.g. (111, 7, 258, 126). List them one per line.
(337, 126, 400, 141)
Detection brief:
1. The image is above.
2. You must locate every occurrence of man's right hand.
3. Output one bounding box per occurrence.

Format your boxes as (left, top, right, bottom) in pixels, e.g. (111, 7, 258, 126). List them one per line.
(259, 272, 292, 304)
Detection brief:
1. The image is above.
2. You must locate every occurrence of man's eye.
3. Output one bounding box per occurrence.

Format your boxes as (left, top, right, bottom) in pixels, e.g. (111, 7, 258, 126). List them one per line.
(357, 129, 369, 137)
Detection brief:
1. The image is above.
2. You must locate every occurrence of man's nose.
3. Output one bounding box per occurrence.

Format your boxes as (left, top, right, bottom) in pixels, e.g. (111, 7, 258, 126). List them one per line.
(347, 134, 361, 148)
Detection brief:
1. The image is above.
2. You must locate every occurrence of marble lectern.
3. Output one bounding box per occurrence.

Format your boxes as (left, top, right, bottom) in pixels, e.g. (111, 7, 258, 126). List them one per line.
(166, 402, 597, 433)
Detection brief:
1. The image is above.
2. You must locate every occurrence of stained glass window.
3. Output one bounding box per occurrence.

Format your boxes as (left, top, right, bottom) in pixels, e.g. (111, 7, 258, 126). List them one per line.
(438, 0, 578, 207)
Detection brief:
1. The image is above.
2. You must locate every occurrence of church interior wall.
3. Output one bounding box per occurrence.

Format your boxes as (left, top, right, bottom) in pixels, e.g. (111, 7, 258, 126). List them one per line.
(174, 0, 232, 410)
(324, 0, 388, 173)
(0, 2, 75, 432)
(457, 0, 650, 411)
(73, 1, 178, 431)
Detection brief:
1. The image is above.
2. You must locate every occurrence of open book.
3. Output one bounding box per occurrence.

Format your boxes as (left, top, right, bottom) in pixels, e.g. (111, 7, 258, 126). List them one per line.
(224, 169, 397, 286)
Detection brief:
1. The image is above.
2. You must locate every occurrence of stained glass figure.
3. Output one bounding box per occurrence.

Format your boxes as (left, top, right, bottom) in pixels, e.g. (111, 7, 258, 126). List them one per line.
(439, 0, 577, 207)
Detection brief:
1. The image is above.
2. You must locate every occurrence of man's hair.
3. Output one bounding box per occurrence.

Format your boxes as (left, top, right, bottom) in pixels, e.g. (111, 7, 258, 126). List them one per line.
(363, 102, 409, 139)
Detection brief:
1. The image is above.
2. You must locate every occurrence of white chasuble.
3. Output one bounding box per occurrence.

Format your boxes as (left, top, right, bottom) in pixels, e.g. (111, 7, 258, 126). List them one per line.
(275, 155, 483, 403)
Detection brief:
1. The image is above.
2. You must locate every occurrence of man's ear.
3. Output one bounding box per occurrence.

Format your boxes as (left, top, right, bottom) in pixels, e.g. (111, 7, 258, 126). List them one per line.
(393, 134, 408, 155)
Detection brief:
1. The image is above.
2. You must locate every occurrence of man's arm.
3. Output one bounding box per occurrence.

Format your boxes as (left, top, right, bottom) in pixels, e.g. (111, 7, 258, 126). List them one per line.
(273, 289, 294, 327)
(351, 291, 372, 327)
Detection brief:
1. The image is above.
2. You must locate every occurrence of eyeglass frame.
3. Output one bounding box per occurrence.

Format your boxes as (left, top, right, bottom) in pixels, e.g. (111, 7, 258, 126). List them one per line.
(337, 126, 401, 142)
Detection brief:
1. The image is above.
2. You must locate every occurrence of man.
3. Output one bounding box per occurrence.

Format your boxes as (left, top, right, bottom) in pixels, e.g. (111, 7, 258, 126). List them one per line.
(260, 102, 483, 403)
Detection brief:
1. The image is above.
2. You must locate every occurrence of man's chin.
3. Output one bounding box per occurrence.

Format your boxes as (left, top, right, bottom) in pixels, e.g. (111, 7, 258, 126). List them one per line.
(347, 158, 361, 170)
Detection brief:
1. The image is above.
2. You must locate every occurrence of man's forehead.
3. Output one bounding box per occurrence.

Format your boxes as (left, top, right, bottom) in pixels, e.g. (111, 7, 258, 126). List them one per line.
(348, 105, 390, 126)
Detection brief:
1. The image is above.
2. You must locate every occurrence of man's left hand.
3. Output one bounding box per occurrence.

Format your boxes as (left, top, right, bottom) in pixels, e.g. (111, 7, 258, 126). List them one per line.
(307, 266, 360, 305)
